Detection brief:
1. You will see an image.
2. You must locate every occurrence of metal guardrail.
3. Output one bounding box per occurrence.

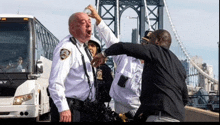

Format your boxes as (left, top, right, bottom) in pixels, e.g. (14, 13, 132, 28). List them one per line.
(187, 94, 219, 112)
(185, 106, 219, 122)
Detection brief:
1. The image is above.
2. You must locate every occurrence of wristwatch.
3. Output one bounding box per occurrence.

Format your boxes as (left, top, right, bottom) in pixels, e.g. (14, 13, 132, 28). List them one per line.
(101, 51, 106, 58)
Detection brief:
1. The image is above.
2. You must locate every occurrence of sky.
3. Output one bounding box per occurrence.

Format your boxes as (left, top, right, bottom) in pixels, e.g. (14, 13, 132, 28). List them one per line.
(0, 0, 219, 79)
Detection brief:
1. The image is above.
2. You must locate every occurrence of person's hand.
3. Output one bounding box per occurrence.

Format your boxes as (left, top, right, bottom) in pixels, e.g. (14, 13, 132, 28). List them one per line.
(91, 53, 105, 67)
(59, 110, 72, 122)
(119, 113, 128, 122)
(85, 5, 98, 18)
(85, 5, 102, 25)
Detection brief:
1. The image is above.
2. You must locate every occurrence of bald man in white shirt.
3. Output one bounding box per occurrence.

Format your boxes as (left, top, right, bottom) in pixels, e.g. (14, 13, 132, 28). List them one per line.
(48, 12, 97, 122)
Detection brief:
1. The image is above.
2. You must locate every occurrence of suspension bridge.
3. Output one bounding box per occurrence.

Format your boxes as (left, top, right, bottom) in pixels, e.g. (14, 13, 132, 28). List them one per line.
(93, 0, 219, 94)
(0, 0, 218, 122)
(93, 1, 219, 120)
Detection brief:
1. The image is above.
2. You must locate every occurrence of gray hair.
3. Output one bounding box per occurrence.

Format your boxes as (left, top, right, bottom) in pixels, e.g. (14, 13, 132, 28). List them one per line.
(68, 13, 76, 26)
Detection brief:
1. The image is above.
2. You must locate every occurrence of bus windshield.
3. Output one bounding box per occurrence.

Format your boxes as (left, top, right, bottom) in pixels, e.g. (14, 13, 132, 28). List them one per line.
(0, 21, 30, 73)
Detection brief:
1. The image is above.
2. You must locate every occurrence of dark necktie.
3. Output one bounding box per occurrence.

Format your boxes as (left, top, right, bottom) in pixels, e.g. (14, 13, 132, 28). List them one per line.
(84, 44, 92, 61)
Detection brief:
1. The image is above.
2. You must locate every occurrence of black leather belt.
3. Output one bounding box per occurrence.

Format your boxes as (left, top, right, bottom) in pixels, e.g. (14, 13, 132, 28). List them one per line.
(66, 98, 84, 106)
(66, 97, 96, 114)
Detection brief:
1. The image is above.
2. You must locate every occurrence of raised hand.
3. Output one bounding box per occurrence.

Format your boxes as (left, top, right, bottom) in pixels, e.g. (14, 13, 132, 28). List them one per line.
(85, 4, 102, 25)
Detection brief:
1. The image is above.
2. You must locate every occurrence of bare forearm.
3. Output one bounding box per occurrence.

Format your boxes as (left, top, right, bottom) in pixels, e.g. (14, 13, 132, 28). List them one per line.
(95, 15, 102, 25)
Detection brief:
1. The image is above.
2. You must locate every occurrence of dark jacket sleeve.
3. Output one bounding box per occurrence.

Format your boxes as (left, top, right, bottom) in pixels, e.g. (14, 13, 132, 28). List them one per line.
(180, 67, 189, 106)
(182, 82, 189, 106)
(104, 42, 159, 63)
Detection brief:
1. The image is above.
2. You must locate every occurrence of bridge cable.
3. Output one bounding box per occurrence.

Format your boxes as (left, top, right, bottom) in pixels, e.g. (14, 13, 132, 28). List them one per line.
(163, 0, 218, 84)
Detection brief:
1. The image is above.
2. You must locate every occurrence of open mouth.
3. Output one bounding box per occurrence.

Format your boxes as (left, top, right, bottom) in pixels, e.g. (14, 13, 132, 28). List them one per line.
(87, 30, 92, 35)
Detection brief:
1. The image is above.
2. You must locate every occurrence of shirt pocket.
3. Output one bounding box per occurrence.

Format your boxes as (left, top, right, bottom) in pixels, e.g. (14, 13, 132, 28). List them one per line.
(121, 70, 132, 88)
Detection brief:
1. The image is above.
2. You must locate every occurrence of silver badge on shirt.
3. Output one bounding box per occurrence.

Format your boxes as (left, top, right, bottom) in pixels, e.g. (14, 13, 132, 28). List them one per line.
(60, 49, 71, 60)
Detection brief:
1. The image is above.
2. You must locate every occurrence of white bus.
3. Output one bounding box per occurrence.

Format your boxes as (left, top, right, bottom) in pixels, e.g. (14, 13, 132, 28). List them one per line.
(0, 14, 59, 121)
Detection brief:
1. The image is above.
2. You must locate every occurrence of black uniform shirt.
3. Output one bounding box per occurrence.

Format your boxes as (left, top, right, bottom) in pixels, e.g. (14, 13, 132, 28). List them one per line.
(105, 42, 189, 122)
(96, 64, 113, 103)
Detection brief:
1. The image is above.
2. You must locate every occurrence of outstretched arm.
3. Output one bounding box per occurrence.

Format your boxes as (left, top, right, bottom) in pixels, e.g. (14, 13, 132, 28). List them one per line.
(92, 42, 158, 67)
(104, 42, 155, 60)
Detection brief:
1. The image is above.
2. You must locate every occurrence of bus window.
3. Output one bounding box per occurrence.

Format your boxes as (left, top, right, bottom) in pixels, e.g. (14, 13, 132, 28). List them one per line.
(0, 22, 30, 73)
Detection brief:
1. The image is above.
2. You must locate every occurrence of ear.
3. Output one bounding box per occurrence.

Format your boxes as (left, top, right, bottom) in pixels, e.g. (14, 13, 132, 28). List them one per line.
(69, 25, 74, 35)
(156, 38, 162, 45)
(155, 38, 160, 45)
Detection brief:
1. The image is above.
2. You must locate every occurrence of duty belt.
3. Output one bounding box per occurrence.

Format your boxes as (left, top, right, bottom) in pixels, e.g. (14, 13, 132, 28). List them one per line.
(66, 98, 97, 114)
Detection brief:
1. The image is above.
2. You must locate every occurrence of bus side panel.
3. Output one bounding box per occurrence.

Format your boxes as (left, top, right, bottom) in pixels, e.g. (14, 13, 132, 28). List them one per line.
(35, 56, 52, 115)
(0, 80, 40, 118)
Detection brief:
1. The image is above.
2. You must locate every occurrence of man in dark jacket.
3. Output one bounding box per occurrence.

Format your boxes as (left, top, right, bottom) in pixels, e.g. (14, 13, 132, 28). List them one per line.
(91, 29, 189, 122)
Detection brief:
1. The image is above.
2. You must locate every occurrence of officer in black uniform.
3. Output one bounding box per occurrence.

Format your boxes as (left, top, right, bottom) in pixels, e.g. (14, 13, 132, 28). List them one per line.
(88, 35, 113, 104)
(88, 35, 114, 122)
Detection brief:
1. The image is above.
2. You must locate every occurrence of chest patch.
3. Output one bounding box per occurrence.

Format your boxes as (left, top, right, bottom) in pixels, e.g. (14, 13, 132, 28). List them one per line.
(60, 49, 71, 60)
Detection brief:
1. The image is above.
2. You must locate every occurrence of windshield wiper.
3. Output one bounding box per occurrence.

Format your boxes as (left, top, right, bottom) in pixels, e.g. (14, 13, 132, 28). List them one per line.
(0, 66, 14, 84)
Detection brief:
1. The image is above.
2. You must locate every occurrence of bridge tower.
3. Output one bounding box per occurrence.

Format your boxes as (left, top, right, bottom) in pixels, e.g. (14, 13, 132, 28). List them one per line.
(95, 0, 164, 40)
(95, 0, 164, 70)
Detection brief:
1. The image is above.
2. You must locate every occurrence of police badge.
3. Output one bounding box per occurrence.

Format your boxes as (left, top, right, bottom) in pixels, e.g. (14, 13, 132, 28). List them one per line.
(60, 49, 71, 60)
(97, 69, 103, 80)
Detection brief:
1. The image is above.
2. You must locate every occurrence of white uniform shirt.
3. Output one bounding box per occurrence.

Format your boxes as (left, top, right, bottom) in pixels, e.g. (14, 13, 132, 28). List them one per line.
(96, 20, 143, 109)
(49, 34, 95, 112)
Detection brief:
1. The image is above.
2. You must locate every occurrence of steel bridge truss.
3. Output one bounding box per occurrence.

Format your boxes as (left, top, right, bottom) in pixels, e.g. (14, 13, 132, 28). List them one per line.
(94, 0, 218, 92)
(95, 0, 164, 71)
(95, 0, 164, 41)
